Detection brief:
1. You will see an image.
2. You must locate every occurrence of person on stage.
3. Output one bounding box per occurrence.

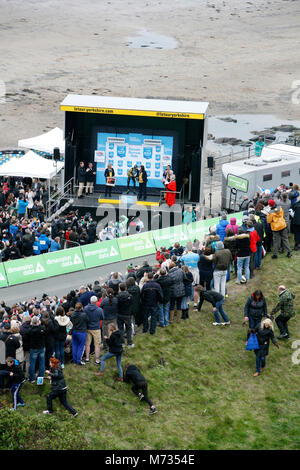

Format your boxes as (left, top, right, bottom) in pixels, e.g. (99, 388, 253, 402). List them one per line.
(164, 174, 177, 207)
(138, 165, 148, 201)
(77, 161, 86, 198)
(85, 162, 96, 195)
(163, 165, 173, 183)
(126, 164, 138, 194)
(104, 163, 115, 198)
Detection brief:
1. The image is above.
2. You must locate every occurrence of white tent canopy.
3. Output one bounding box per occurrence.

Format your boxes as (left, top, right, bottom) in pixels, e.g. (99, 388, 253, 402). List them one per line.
(0, 150, 64, 179)
(18, 127, 65, 155)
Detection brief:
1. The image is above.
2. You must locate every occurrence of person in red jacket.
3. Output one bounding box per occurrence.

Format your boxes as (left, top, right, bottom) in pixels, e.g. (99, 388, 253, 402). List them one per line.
(246, 220, 260, 279)
(164, 175, 176, 207)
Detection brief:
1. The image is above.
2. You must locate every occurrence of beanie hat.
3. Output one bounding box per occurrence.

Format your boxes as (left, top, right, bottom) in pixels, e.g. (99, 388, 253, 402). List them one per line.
(268, 199, 275, 207)
(90, 296, 98, 303)
(248, 207, 255, 213)
(127, 264, 134, 271)
(242, 215, 249, 223)
(216, 241, 224, 250)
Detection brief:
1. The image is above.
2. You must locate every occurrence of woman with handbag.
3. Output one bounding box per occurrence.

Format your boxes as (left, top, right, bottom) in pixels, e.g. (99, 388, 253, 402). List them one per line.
(243, 290, 268, 330)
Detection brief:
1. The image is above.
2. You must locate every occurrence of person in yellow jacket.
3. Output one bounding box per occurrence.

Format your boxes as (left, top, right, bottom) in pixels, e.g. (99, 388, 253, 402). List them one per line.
(267, 199, 291, 259)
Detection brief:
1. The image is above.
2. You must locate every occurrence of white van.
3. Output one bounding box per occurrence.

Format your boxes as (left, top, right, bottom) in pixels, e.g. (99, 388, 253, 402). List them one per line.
(221, 144, 300, 210)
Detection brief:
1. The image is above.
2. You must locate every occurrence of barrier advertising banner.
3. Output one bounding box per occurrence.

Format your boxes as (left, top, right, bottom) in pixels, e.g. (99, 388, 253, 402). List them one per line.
(0, 264, 8, 288)
(5, 255, 47, 286)
(81, 239, 121, 268)
(152, 225, 190, 249)
(117, 231, 156, 260)
(43, 247, 85, 277)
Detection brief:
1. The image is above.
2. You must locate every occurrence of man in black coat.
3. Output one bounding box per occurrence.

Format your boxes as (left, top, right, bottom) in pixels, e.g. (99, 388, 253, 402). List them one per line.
(136, 261, 152, 284)
(137, 165, 148, 201)
(195, 285, 230, 326)
(123, 363, 157, 414)
(117, 283, 134, 347)
(77, 161, 86, 198)
(28, 317, 46, 384)
(140, 272, 163, 335)
(292, 198, 300, 250)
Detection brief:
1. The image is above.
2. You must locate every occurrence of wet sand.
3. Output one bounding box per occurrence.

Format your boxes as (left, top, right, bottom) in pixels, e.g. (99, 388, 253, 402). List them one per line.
(1, 0, 300, 149)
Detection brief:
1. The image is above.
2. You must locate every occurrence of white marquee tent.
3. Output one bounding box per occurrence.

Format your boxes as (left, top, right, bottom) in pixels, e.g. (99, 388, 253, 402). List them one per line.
(0, 150, 64, 179)
(18, 127, 65, 155)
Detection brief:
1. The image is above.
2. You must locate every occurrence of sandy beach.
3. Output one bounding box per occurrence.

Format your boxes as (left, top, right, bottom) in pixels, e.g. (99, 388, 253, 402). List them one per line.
(1, 0, 300, 149)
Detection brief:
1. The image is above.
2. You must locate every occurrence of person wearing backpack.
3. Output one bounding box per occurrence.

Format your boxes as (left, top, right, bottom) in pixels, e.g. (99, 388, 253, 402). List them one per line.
(251, 318, 279, 377)
(270, 285, 296, 340)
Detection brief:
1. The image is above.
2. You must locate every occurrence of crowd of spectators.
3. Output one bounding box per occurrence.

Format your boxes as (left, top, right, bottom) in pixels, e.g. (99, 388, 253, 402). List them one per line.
(0, 181, 298, 413)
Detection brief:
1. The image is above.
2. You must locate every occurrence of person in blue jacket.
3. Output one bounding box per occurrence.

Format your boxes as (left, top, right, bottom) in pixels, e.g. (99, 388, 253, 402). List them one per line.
(50, 237, 61, 252)
(216, 214, 229, 242)
(33, 237, 41, 255)
(17, 197, 28, 220)
(9, 220, 19, 241)
(39, 232, 51, 254)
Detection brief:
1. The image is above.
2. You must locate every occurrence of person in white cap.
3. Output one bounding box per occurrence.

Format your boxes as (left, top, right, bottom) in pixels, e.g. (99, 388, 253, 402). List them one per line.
(84, 296, 104, 364)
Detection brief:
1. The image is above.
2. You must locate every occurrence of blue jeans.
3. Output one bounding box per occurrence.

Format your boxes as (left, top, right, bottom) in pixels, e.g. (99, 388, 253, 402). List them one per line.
(55, 339, 65, 365)
(237, 256, 250, 281)
(256, 355, 266, 373)
(72, 331, 87, 364)
(255, 245, 263, 268)
(214, 300, 230, 324)
(157, 302, 170, 327)
(29, 348, 45, 381)
(100, 352, 123, 378)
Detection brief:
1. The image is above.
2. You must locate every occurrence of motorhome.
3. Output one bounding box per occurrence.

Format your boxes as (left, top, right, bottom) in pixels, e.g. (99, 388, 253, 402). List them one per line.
(221, 144, 300, 210)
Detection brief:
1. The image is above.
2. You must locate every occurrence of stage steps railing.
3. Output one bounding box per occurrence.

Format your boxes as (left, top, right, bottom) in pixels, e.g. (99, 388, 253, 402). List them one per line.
(46, 177, 75, 220)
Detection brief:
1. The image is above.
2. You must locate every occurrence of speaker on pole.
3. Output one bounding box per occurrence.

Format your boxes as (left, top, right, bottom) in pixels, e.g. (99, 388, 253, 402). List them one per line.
(207, 156, 215, 169)
(53, 147, 60, 161)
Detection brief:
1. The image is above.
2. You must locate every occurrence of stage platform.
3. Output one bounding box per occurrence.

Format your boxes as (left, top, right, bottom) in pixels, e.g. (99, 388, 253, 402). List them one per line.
(62, 191, 184, 230)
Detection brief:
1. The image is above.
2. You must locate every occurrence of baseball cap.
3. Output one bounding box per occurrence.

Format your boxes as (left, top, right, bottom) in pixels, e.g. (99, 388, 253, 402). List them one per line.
(90, 296, 98, 303)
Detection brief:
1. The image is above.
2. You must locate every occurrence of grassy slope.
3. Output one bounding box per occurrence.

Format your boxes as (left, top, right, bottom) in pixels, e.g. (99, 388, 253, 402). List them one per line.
(4, 250, 300, 450)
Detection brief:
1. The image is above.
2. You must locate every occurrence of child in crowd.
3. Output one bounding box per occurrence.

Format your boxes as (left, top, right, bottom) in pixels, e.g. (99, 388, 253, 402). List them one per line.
(251, 318, 279, 377)
(95, 324, 123, 380)
(43, 357, 78, 417)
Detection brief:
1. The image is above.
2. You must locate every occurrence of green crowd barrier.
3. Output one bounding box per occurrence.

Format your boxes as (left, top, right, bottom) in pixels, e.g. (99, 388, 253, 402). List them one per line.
(81, 239, 121, 268)
(152, 225, 190, 249)
(152, 212, 244, 250)
(43, 247, 85, 277)
(0, 264, 8, 288)
(117, 231, 156, 260)
(4, 255, 48, 286)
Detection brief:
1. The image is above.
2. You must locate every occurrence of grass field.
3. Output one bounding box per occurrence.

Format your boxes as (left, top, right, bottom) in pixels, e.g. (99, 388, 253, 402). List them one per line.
(0, 249, 300, 450)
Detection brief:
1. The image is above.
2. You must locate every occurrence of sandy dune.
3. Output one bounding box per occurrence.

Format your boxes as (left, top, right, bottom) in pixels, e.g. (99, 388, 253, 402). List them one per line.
(1, 0, 300, 149)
